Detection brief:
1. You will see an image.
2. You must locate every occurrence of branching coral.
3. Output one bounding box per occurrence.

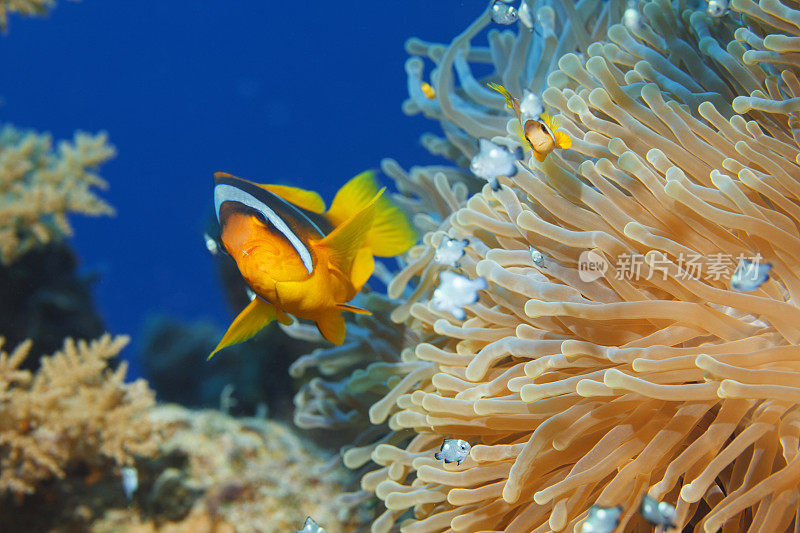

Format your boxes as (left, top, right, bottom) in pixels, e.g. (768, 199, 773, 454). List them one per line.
(289, 0, 800, 531)
(0, 126, 115, 264)
(0, 334, 159, 496)
(0, 0, 57, 31)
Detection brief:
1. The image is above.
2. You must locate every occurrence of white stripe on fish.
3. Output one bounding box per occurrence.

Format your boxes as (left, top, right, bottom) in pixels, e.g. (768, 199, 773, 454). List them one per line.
(214, 183, 314, 274)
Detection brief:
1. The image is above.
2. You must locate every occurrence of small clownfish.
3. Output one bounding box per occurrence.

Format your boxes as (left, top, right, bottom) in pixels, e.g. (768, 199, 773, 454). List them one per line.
(210, 171, 417, 357)
(488, 82, 572, 162)
(421, 81, 436, 100)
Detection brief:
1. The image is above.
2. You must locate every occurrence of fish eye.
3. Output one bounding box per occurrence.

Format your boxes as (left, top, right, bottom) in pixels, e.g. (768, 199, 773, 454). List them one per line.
(540, 123, 547, 132)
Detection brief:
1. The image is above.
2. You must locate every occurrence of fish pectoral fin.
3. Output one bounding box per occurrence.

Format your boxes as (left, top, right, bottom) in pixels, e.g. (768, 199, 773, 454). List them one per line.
(317, 190, 381, 275)
(208, 298, 277, 359)
(337, 303, 372, 316)
(553, 130, 572, 150)
(533, 150, 547, 162)
(258, 184, 326, 213)
(350, 247, 374, 289)
(314, 312, 347, 345)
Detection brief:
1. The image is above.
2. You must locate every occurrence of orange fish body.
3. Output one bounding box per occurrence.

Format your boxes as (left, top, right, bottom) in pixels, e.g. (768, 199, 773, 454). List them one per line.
(210, 171, 416, 357)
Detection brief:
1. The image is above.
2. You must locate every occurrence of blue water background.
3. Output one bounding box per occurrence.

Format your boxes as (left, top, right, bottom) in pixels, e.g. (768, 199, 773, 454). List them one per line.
(0, 1, 477, 377)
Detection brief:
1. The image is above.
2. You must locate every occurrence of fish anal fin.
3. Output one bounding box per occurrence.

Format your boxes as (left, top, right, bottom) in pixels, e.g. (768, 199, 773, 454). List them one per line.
(258, 184, 326, 213)
(337, 303, 372, 316)
(209, 298, 277, 359)
(317, 191, 381, 274)
(315, 312, 346, 345)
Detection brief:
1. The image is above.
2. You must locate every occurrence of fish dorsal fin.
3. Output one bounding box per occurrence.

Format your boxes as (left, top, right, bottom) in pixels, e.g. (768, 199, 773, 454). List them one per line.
(327, 171, 417, 258)
(208, 298, 277, 359)
(258, 184, 326, 214)
(318, 189, 382, 274)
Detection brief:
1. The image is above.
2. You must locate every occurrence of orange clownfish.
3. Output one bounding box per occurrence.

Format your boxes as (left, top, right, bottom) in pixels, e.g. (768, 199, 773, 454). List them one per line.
(487, 82, 572, 162)
(210, 170, 417, 357)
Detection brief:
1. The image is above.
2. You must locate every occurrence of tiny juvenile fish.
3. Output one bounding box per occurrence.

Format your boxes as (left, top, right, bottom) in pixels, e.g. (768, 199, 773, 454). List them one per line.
(529, 246, 545, 267)
(640, 495, 676, 528)
(581, 505, 622, 533)
(120, 467, 138, 500)
(421, 81, 436, 100)
(431, 271, 487, 320)
(491, 0, 518, 24)
(470, 138, 521, 190)
(706, 0, 729, 17)
(731, 258, 771, 292)
(488, 82, 572, 162)
(435, 438, 471, 465)
(295, 517, 327, 533)
(210, 171, 417, 355)
(519, 89, 544, 119)
(434, 238, 469, 267)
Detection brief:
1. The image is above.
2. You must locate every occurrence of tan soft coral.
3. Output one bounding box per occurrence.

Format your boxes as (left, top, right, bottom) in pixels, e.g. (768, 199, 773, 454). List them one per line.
(0, 334, 159, 496)
(0, 126, 115, 264)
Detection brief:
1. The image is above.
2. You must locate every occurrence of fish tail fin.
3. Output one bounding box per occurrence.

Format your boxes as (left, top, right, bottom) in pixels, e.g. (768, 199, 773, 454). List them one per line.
(327, 171, 417, 258)
(314, 311, 347, 345)
(434, 452, 443, 460)
(487, 82, 520, 116)
(208, 298, 278, 359)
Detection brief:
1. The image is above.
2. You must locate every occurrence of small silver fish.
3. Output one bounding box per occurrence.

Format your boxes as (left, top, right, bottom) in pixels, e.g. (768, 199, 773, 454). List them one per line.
(203, 232, 220, 255)
(491, 0, 518, 25)
(431, 272, 487, 320)
(470, 138, 521, 190)
(706, 0, 729, 17)
(434, 238, 469, 267)
(435, 438, 471, 465)
(581, 505, 622, 533)
(640, 495, 676, 528)
(731, 258, 771, 292)
(623, 6, 641, 30)
(121, 466, 138, 500)
(529, 246, 545, 267)
(520, 90, 544, 120)
(295, 517, 327, 533)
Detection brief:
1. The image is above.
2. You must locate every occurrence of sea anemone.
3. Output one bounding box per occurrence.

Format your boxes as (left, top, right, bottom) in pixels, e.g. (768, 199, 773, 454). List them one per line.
(294, 0, 800, 530)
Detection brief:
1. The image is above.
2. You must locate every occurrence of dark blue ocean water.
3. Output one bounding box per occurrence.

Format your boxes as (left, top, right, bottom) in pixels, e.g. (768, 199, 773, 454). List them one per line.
(0, 1, 476, 377)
